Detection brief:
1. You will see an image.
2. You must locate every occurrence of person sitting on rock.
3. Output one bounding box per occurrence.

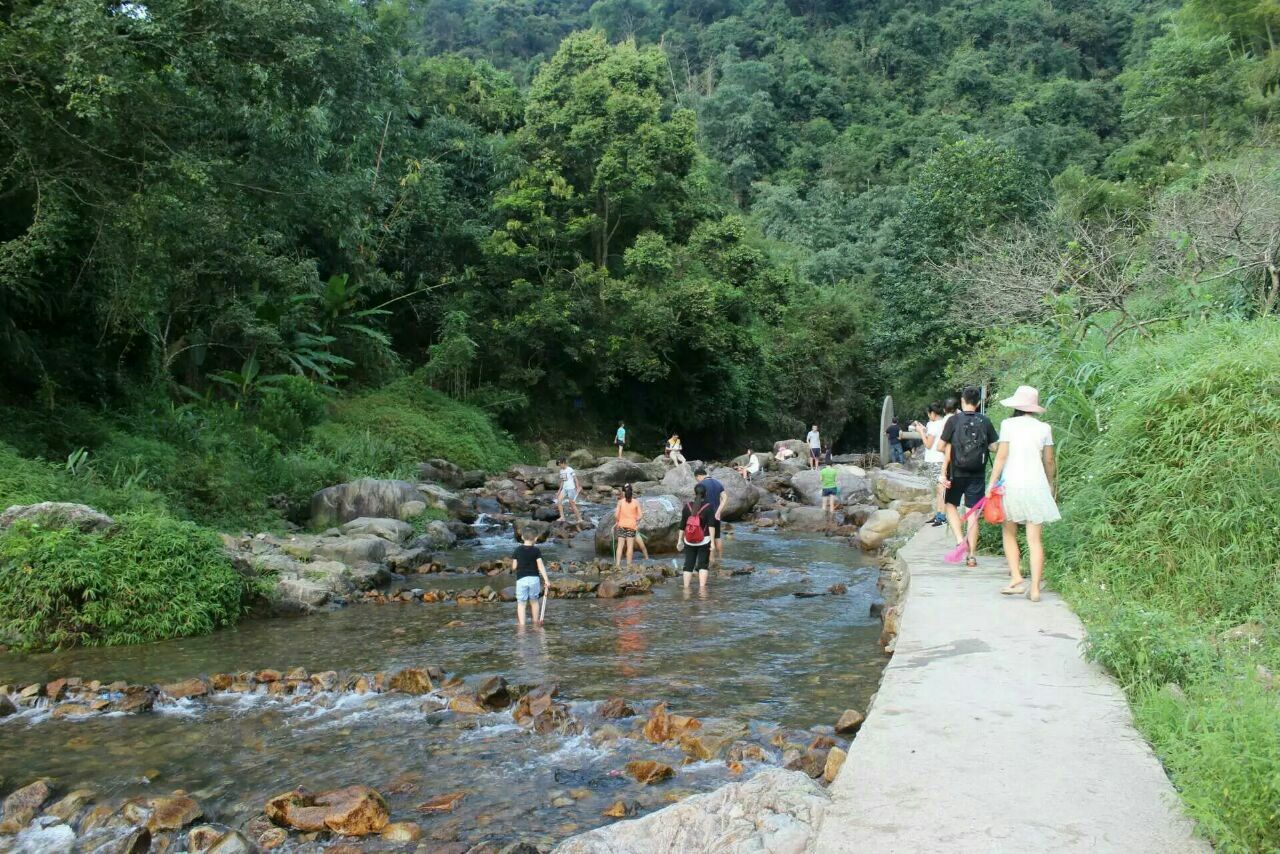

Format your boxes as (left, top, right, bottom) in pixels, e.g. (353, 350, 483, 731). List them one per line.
(666, 434, 685, 466)
(613, 484, 645, 570)
(735, 449, 761, 481)
(511, 529, 550, 627)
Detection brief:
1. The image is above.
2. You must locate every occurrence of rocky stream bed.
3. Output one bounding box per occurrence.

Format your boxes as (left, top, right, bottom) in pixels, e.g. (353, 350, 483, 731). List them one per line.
(0, 445, 929, 852)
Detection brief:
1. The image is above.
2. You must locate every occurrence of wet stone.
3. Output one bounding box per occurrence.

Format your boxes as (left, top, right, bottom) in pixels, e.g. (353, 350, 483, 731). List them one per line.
(624, 761, 675, 785)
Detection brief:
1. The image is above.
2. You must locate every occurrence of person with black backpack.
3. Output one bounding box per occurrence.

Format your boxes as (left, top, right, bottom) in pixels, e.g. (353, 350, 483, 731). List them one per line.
(677, 482, 715, 591)
(941, 386, 999, 567)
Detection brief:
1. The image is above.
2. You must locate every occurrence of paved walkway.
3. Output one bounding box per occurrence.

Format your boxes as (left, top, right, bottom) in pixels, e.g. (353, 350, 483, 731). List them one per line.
(814, 524, 1208, 854)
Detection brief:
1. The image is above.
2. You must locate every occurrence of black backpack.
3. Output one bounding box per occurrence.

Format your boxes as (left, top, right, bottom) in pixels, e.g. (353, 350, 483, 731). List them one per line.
(951, 412, 990, 473)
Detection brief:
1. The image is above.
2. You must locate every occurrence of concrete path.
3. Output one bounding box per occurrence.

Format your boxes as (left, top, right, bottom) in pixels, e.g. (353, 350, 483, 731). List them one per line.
(814, 524, 1208, 854)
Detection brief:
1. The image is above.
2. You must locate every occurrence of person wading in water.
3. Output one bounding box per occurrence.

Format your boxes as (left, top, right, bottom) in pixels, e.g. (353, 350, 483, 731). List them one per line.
(678, 483, 715, 592)
(613, 484, 644, 570)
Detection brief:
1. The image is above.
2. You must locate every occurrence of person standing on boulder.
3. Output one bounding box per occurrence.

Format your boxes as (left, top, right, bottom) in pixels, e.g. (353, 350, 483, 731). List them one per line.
(678, 483, 715, 591)
(820, 461, 840, 519)
(806, 425, 821, 470)
(941, 387, 999, 567)
(695, 467, 729, 564)
(613, 484, 645, 570)
(614, 422, 627, 458)
(986, 386, 1060, 602)
(512, 530, 551, 626)
(556, 459, 583, 525)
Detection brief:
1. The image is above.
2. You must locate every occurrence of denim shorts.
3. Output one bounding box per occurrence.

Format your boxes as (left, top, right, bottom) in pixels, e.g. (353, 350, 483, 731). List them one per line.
(516, 576, 542, 602)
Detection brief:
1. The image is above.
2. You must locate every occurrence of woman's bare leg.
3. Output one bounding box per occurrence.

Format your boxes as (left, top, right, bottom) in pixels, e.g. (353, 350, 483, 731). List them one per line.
(624, 537, 634, 569)
(614, 537, 623, 570)
(1026, 523, 1045, 601)
(1002, 521, 1022, 586)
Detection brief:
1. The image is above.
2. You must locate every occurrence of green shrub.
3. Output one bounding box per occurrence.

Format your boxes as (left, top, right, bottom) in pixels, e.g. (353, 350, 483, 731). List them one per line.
(254, 376, 330, 447)
(0, 511, 260, 650)
(322, 370, 527, 472)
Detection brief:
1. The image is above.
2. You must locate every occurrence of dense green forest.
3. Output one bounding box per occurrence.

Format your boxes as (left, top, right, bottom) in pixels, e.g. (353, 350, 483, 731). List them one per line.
(2, 2, 1279, 845)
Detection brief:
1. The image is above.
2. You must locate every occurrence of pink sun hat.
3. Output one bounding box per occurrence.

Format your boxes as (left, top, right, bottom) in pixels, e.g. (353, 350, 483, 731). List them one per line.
(1000, 385, 1046, 413)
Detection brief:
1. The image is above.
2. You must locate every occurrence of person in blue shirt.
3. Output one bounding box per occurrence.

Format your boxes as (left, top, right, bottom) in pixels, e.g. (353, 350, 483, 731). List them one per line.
(694, 467, 728, 564)
(614, 422, 626, 458)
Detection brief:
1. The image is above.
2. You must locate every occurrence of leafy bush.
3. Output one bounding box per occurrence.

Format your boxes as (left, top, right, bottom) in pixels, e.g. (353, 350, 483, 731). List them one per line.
(321, 370, 527, 472)
(255, 375, 330, 447)
(0, 512, 260, 650)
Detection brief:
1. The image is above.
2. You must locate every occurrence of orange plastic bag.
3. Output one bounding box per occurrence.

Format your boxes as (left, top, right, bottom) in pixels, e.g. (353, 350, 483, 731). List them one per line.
(983, 486, 1006, 524)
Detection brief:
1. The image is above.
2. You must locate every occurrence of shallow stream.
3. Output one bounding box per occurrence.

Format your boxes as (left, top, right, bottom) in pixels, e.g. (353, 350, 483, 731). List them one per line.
(0, 519, 886, 850)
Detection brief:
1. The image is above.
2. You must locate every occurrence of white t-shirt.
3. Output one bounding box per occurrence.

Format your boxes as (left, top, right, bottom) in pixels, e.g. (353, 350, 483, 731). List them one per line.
(745, 454, 761, 474)
(559, 467, 577, 492)
(997, 416, 1054, 490)
(924, 415, 950, 463)
(806, 430, 821, 449)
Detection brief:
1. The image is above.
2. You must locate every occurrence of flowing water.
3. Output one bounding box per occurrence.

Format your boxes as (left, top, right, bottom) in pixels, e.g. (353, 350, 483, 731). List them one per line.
(0, 517, 886, 850)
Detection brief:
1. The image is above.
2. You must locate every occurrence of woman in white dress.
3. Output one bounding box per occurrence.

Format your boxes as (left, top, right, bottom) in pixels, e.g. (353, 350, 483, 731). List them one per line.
(986, 386, 1060, 601)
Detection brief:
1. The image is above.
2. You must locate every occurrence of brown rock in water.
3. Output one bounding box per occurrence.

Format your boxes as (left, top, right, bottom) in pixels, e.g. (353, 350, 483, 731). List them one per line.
(210, 674, 234, 691)
(256, 827, 288, 849)
(602, 800, 638, 818)
(642, 703, 671, 743)
(727, 742, 769, 763)
(207, 831, 254, 854)
(19, 683, 42, 699)
(147, 794, 203, 831)
(162, 678, 210, 700)
(112, 686, 157, 714)
(823, 746, 848, 784)
(388, 668, 433, 695)
(807, 735, 837, 751)
(475, 675, 511, 711)
(47, 789, 95, 822)
(187, 825, 224, 852)
(310, 671, 339, 692)
(45, 677, 69, 700)
(264, 786, 388, 836)
(625, 760, 675, 785)
(447, 695, 486, 715)
(598, 697, 635, 719)
(834, 709, 865, 735)
(786, 747, 829, 779)
(256, 669, 282, 683)
(1, 778, 53, 829)
(416, 791, 467, 813)
(727, 760, 744, 775)
(0, 693, 16, 717)
(381, 821, 423, 842)
(827, 583, 848, 595)
(50, 702, 95, 719)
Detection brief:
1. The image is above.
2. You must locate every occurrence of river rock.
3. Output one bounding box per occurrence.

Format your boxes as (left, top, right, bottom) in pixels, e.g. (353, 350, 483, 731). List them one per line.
(388, 668, 433, 695)
(870, 470, 931, 505)
(514, 518, 552, 544)
(310, 479, 428, 528)
(590, 459, 651, 487)
(597, 573, 653, 599)
(791, 467, 871, 507)
(207, 830, 255, 854)
(624, 761, 674, 785)
(0, 502, 115, 533)
(161, 678, 210, 700)
(475, 676, 511, 711)
(858, 509, 901, 550)
(660, 463, 696, 495)
(779, 506, 830, 531)
(0, 693, 16, 717)
(823, 747, 847, 784)
(1, 779, 53, 831)
(46, 789, 95, 823)
(381, 822, 423, 842)
(264, 786, 389, 836)
(786, 746, 829, 779)
(418, 458, 465, 488)
(553, 768, 828, 854)
(311, 536, 388, 567)
(592, 495, 682, 555)
(598, 697, 635, 719)
(276, 578, 329, 609)
(834, 709, 865, 734)
(340, 517, 413, 544)
(448, 695, 487, 715)
(145, 794, 203, 831)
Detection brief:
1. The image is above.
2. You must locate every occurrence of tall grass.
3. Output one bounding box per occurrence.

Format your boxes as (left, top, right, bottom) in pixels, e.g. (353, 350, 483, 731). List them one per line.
(983, 319, 1280, 852)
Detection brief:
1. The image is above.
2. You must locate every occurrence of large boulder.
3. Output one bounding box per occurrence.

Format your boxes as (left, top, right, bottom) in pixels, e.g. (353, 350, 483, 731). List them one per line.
(594, 495, 683, 555)
(870, 470, 931, 505)
(659, 466, 759, 522)
(340, 517, 413, 544)
(858, 509, 901, 550)
(265, 786, 389, 836)
(583, 459, 651, 488)
(780, 506, 832, 532)
(0, 502, 115, 533)
(311, 536, 388, 566)
(790, 466, 871, 507)
(510, 465, 558, 490)
(310, 479, 428, 528)
(417, 458, 464, 487)
(552, 769, 828, 854)
(774, 439, 810, 458)
(567, 449, 596, 469)
(416, 483, 465, 517)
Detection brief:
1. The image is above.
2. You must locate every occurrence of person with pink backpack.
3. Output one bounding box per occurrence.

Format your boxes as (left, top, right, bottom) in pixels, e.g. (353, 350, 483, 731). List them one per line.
(677, 483, 715, 592)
